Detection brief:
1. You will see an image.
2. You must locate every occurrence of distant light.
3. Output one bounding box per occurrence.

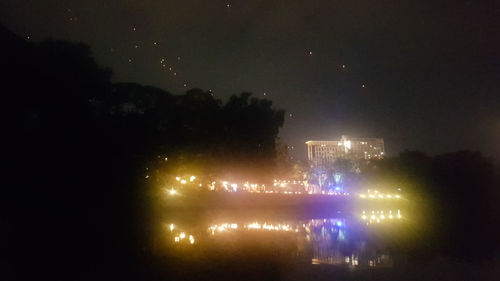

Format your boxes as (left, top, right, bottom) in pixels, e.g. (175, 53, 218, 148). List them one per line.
(174, 237, 180, 242)
(175, 177, 180, 181)
(190, 176, 196, 182)
(180, 179, 187, 184)
(169, 224, 175, 231)
(169, 189, 177, 195)
(180, 232, 186, 239)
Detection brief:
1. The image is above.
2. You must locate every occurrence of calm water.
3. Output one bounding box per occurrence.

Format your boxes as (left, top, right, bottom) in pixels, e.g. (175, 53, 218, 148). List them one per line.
(155, 207, 409, 270)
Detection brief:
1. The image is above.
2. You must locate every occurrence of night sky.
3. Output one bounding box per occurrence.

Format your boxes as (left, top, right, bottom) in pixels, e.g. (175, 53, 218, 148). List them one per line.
(1, 0, 499, 160)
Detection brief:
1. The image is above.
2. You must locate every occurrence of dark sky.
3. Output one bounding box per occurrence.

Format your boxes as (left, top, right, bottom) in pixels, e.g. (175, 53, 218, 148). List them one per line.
(1, 0, 499, 160)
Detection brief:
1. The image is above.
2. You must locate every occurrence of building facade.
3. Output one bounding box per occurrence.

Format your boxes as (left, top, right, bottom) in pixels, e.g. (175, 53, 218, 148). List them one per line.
(306, 135, 384, 165)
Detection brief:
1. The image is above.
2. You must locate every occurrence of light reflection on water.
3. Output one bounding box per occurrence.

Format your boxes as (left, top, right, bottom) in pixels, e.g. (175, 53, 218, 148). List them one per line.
(161, 209, 406, 269)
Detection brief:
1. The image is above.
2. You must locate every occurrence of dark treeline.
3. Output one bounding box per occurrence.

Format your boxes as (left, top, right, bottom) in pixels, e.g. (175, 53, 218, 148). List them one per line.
(362, 151, 500, 260)
(1, 24, 284, 280)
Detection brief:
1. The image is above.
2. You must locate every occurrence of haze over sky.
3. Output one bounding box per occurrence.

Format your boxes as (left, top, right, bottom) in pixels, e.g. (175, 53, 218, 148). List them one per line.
(2, 0, 499, 160)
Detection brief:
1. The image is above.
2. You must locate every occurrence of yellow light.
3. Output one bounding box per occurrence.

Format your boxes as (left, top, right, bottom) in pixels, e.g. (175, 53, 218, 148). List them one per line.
(387, 194, 392, 198)
(180, 232, 186, 239)
(395, 195, 401, 199)
(180, 179, 187, 184)
(362, 215, 367, 220)
(190, 176, 196, 182)
(175, 177, 180, 181)
(378, 194, 384, 198)
(174, 237, 180, 242)
(369, 194, 375, 198)
(169, 189, 177, 195)
(169, 224, 174, 231)
(360, 194, 366, 198)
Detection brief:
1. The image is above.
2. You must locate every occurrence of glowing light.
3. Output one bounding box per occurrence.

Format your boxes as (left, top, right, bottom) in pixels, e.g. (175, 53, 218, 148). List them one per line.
(247, 222, 261, 229)
(169, 224, 175, 231)
(395, 195, 401, 199)
(344, 140, 351, 149)
(190, 176, 196, 182)
(180, 179, 187, 184)
(179, 232, 186, 239)
(360, 194, 366, 198)
(174, 237, 180, 242)
(169, 189, 177, 195)
(175, 176, 180, 181)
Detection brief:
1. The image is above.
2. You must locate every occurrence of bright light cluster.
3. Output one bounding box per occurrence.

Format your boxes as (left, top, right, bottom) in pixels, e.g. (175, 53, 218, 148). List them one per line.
(208, 223, 238, 235)
(321, 190, 350, 196)
(246, 222, 297, 232)
(175, 175, 197, 185)
(168, 224, 196, 245)
(361, 210, 402, 224)
(358, 190, 401, 199)
(273, 179, 305, 187)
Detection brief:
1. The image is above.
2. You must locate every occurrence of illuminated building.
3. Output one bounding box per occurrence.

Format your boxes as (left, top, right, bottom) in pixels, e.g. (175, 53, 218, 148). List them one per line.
(306, 135, 384, 165)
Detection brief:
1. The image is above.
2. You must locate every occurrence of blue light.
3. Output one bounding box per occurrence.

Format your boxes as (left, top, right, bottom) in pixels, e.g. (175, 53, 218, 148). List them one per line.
(336, 221, 343, 227)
